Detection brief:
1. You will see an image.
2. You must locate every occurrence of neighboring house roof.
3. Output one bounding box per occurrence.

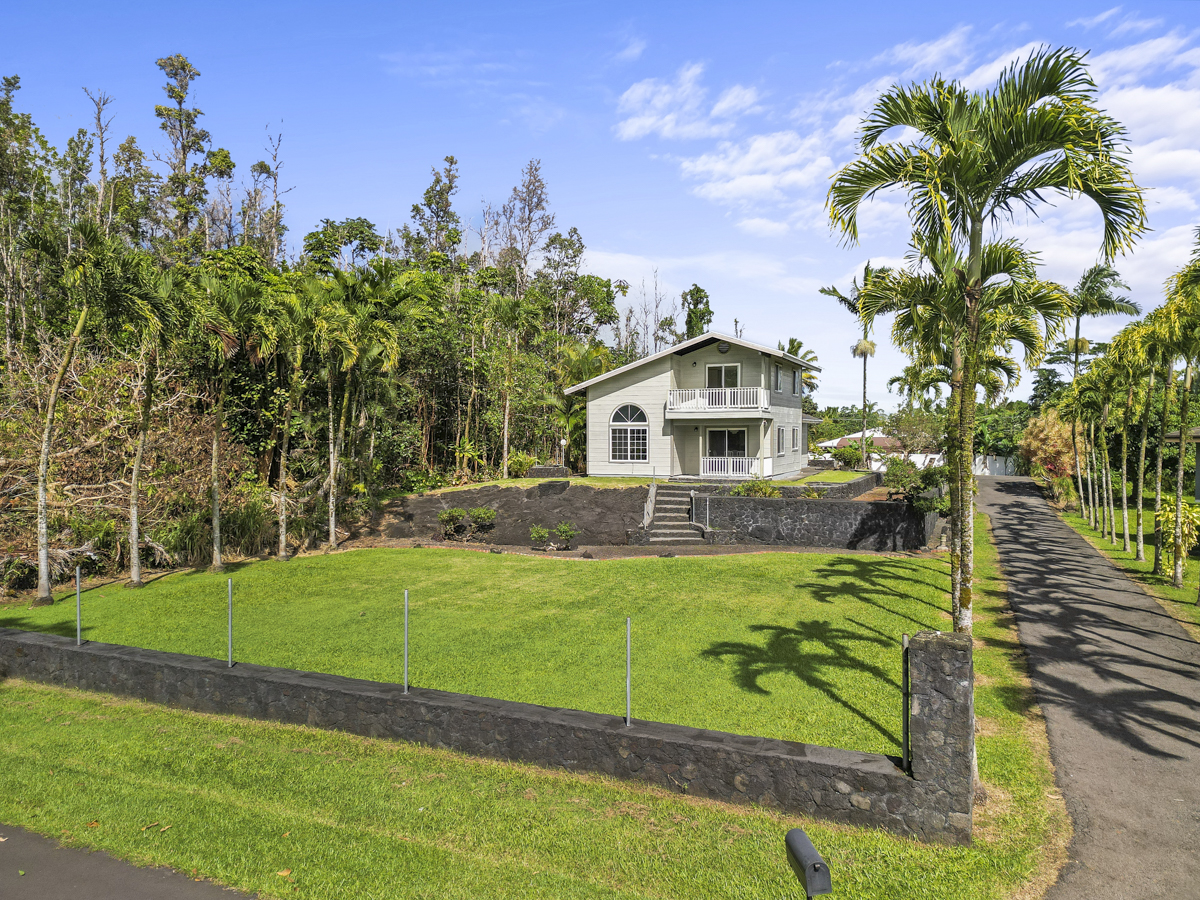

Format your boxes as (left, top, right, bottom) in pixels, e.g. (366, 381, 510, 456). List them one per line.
(816, 429, 898, 450)
(564, 331, 821, 396)
(1164, 427, 1200, 442)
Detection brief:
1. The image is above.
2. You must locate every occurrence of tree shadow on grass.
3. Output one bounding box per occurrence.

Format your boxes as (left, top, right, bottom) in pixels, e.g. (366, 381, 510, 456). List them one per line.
(0, 615, 82, 639)
(702, 619, 902, 748)
(802, 556, 949, 631)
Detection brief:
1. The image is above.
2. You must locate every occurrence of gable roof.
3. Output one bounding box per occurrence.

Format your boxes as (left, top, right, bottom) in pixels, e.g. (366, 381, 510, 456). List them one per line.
(565, 331, 821, 396)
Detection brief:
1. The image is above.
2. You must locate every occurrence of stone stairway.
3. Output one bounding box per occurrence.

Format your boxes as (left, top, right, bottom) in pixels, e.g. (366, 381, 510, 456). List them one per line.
(647, 484, 705, 544)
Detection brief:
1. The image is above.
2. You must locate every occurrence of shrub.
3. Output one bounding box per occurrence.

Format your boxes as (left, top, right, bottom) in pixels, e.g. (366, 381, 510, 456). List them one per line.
(438, 507, 467, 539)
(1155, 496, 1200, 571)
(918, 465, 949, 491)
(730, 479, 781, 498)
(912, 493, 951, 516)
(1018, 409, 1075, 478)
(467, 507, 497, 537)
(883, 456, 920, 492)
(1045, 475, 1079, 511)
(799, 485, 822, 499)
(552, 521, 580, 550)
(507, 451, 538, 478)
(529, 524, 550, 549)
(831, 446, 863, 470)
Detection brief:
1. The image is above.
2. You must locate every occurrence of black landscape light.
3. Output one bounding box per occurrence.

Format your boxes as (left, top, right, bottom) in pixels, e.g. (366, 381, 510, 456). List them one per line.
(785, 828, 832, 898)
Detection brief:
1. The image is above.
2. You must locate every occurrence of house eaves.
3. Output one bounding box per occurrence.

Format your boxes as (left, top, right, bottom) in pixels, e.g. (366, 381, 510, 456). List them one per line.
(565, 331, 821, 396)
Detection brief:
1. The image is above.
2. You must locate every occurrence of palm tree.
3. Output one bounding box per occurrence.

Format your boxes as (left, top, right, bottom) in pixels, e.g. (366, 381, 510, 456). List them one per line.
(861, 234, 1069, 627)
(777, 338, 820, 394)
(828, 47, 1146, 632)
(1066, 265, 1138, 522)
(193, 273, 267, 572)
(821, 263, 887, 468)
(128, 269, 187, 586)
(23, 221, 146, 605)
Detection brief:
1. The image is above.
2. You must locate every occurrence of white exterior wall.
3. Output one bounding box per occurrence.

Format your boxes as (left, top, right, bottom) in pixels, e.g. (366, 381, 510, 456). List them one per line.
(586, 356, 674, 477)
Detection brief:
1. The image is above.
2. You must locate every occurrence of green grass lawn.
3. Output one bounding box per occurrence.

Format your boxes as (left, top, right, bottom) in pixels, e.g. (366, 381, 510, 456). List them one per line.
(786, 470, 866, 485)
(3, 549, 954, 756)
(0, 515, 1067, 899)
(389, 476, 654, 498)
(1057, 497, 1200, 632)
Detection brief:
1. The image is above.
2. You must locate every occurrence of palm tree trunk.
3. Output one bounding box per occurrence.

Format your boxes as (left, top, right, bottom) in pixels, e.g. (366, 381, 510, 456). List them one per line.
(1070, 315, 1088, 521)
(1173, 363, 1192, 588)
(34, 304, 90, 605)
(1154, 360, 1175, 575)
(326, 365, 338, 551)
(210, 382, 225, 573)
(129, 351, 156, 586)
(1121, 389, 1131, 553)
(947, 381, 962, 624)
(277, 356, 300, 560)
(955, 294, 980, 635)
(861, 346, 869, 469)
(328, 370, 353, 552)
(1136, 370, 1153, 561)
(1087, 423, 1098, 530)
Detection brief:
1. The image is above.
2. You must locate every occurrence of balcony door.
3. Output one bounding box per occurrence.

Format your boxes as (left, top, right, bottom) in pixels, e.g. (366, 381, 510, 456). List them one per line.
(706, 364, 739, 388)
(707, 428, 747, 458)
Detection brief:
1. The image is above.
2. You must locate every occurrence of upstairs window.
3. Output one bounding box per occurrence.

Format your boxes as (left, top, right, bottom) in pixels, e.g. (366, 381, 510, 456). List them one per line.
(774, 364, 783, 392)
(610, 404, 649, 462)
(792, 369, 800, 395)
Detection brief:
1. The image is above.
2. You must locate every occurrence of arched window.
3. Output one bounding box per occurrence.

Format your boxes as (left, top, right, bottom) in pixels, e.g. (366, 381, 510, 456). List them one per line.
(610, 404, 649, 461)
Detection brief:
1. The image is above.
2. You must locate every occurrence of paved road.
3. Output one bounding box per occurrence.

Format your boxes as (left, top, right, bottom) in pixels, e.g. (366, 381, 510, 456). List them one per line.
(977, 477, 1200, 899)
(0, 824, 252, 899)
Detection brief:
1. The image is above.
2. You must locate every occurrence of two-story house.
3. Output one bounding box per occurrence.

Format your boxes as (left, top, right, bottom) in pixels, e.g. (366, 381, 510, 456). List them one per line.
(565, 332, 821, 479)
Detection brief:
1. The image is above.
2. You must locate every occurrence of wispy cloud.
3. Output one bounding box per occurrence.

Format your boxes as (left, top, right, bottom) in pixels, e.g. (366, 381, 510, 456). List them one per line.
(615, 36, 647, 62)
(1068, 7, 1122, 29)
(615, 63, 763, 140)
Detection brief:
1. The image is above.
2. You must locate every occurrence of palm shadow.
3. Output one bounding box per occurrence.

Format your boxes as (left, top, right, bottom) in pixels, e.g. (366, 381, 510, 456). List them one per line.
(702, 618, 902, 748)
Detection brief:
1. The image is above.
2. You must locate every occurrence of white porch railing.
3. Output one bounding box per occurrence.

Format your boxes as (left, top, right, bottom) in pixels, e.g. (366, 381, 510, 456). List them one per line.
(701, 456, 760, 478)
(667, 387, 767, 411)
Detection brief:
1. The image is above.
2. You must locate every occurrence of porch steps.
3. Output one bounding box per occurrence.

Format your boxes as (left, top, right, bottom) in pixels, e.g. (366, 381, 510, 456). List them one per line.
(647, 486, 705, 544)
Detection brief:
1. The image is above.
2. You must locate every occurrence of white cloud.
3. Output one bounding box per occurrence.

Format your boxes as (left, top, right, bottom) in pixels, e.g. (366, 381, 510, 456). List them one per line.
(1068, 7, 1122, 29)
(1090, 32, 1193, 85)
(736, 217, 790, 237)
(615, 64, 764, 140)
(960, 41, 1044, 90)
(871, 25, 973, 75)
(1109, 15, 1165, 37)
(615, 37, 647, 62)
(679, 131, 835, 205)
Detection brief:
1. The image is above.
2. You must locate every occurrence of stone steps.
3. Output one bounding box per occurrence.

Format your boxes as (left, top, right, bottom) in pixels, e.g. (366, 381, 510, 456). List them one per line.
(647, 486, 704, 543)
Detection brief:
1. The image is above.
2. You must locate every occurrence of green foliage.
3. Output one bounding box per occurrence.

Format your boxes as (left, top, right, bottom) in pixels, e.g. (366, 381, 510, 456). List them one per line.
(529, 524, 550, 548)
(730, 479, 781, 498)
(1155, 497, 1200, 571)
(1045, 475, 1080, 511)
(882, 456, 920, 492)
(918, 465, 949, 491)
(468, 507, 497, 538)
(552, 521, 580, 549)
(438, 508, 468, 539)
(799, 486, 822, 499)
(507, 451, 538, 478)
(831, 446, 863, 469)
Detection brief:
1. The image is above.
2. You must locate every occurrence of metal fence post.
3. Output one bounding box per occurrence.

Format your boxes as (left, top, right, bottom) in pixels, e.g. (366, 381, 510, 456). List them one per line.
(404, 589, 409, 694)
(75, 566, 81, 646)
(227, 578, 233, 668)
(901, 633, 910, 773)
(625, 616, 631, 727)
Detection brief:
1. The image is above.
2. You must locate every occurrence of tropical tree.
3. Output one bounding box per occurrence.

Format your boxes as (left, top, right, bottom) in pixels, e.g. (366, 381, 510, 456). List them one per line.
(821, 263, 888, 468)
(1065, 265, 1138, 521)
(778, 338, 820, 393)
(828, 47, 1146, 632)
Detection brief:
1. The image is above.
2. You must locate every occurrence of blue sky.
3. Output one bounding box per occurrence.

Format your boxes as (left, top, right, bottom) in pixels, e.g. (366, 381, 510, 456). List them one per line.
(7, 1, 1200, 407)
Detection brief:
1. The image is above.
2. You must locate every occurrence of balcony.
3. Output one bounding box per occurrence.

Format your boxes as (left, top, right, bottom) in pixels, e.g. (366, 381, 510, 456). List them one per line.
(701, 456, 760, 478)
(667, 387, 769, 413)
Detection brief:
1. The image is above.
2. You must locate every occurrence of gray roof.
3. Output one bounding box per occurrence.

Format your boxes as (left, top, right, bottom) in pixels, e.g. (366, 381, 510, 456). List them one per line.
(565, 331, 821, 396)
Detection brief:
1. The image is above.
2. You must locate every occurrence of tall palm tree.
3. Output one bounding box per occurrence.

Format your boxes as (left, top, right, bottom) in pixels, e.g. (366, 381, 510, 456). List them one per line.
(861, 234, 1069, 627)
(193, 273, 268, 572)
(821, 263, 887, 468)
(777, 338, 820, 394)
(128, 269, 187, 586)
(828, 47, 1146, 632)
(1066, 265, 1138, 521)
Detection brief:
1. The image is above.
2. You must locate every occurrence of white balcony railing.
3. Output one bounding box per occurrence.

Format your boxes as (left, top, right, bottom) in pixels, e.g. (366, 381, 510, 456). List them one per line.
(701, 456, 760, 478)
(667, 387, 767, 411)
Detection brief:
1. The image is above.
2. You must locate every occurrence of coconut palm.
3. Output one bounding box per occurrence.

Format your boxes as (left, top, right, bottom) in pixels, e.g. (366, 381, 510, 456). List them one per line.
(828, 47, 1146, 632)
(1066, 265, 1138, 522)
(777, 338, 820, 394)
(821, 263, 888, 468)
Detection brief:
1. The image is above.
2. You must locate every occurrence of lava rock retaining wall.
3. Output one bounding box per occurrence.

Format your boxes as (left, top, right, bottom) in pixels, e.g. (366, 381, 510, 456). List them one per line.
(0, 628, 973, 843)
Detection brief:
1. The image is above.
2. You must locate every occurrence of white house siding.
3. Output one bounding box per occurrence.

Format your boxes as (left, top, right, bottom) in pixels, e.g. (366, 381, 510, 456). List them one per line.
(585, 356, 674, 477)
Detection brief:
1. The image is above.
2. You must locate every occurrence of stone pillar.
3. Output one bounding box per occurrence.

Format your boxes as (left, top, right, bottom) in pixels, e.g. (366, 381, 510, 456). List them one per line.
(907, 631, 974, 837)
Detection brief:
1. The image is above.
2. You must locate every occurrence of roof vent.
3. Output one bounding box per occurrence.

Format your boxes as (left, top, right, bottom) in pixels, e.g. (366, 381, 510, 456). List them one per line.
(717, 342, 730, 353)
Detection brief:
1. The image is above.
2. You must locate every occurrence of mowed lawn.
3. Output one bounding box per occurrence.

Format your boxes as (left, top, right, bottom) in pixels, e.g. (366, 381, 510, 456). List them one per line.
(1, 550, 951, 755)
(0, 518, 1067, 900)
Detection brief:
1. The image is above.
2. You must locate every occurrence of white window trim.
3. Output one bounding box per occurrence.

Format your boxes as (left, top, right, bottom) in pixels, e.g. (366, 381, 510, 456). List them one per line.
(609, 404, 649, 463)
(773, 363, 783, 392)
(792, 369, 800, 396)
(777, 426, 786, 456)
(792, 427, 800, 450)
(705, 362, 741, 388)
